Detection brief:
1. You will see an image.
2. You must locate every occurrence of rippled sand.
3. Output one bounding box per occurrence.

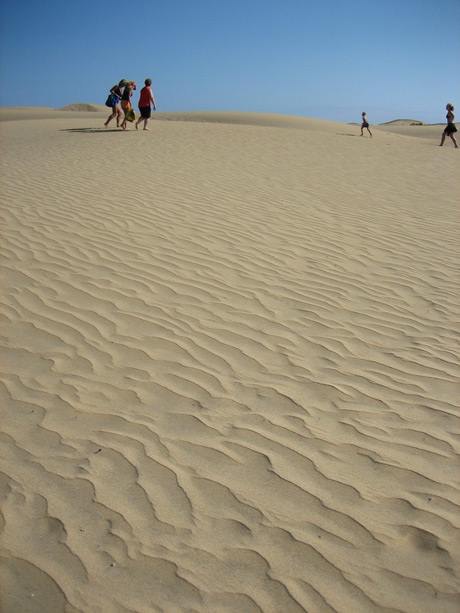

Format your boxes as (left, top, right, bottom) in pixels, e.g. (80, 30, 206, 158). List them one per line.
(1, 109, 459, 612)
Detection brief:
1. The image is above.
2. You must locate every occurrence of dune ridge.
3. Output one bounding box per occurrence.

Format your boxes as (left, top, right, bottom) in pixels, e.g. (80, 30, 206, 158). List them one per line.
(0, 105, 447, 142)
(1, 109, 459, 612)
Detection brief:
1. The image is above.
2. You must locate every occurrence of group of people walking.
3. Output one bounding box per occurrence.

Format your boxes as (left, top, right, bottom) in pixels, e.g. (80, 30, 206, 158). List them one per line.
(105, 83, 457, 147)
(104, 78, 156, 131)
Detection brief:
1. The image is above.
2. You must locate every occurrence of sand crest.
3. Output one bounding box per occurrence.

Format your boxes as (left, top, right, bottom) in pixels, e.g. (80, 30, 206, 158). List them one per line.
(1, 108, 459, 612)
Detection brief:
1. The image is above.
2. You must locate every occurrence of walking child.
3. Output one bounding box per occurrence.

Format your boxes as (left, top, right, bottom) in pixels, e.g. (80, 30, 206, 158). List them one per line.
(361, 112, 372, 137)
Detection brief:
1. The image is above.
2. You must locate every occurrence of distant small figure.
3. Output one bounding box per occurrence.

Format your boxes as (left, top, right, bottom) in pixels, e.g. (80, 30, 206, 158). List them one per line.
(360, 112, 372, 137)
(121, 81, 137, 131)
(439, 103, 458, 148)
(136, 79, 157, 131)
(104, 79, 127, 128)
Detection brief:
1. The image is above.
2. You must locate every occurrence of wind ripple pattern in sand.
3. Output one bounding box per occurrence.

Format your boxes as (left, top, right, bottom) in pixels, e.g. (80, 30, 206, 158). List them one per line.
(1, 118, 460, 612)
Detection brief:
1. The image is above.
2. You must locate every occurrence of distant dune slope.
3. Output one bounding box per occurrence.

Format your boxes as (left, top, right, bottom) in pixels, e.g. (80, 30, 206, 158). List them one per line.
(57, 103, 108, 112)
(0, 106, 446, 141)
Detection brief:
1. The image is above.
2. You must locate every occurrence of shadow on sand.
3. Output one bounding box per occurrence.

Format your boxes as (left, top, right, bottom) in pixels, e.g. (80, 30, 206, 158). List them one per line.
(60, 127, 125, 134)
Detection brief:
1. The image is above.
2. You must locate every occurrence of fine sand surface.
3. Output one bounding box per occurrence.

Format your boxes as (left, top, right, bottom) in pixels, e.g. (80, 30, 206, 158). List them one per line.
(1, 107, 459, 613)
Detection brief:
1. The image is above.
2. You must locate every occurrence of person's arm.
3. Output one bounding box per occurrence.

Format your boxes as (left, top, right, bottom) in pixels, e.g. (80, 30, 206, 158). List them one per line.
(150, 90, 156, 111)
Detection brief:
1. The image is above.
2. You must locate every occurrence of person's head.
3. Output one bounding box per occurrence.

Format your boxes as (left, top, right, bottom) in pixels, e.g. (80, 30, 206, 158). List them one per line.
(132, 81, 137, 90)
(362, 111, 366, 116)
(119, 79, 127, 87)
(145, 78, 152, 86)
(446, 103, 454, 111)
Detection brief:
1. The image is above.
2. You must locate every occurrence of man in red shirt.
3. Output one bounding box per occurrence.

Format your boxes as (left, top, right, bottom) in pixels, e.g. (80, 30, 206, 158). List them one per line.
(136, 78, 157, 131)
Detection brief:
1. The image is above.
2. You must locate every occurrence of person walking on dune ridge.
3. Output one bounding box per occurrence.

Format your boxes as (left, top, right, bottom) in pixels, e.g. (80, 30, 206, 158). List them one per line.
(121, 81, 137, 130)
(104, 79, 126, 128)
(360, 111, 372, 137)
(136, 78, 157, 131)
(439, 103, 458, 147)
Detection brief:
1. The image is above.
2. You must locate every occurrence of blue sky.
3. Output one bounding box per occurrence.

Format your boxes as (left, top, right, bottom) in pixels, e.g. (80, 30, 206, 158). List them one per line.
(0, 0, 459, 123)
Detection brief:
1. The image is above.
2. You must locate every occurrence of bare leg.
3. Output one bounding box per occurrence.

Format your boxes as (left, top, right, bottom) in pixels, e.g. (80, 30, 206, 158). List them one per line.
(143, 118, 149, 130)
(121, 109, 129, 130)
(367, 127, 372, 137)
(104, 110, 116, 127)
(450, 134, 458, 148)
(439, 132, 447, 146)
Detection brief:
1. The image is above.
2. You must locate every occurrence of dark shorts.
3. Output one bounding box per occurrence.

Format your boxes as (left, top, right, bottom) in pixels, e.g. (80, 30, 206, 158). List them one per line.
(362, 122, 369, 128)
(444, 123, 457, 134)
(139, 106, 151, 119)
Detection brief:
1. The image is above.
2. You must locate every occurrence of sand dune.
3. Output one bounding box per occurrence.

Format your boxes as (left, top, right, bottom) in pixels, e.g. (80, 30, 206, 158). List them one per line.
(379, 119, 427, 125)
(1, 107, 459, 612)
(57, 103, 108, 112)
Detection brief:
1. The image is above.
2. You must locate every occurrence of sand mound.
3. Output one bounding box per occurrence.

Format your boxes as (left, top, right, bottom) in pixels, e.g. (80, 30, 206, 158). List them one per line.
(379, 118, 427, 126)
(1, 111, 459, 612)
(0, 106, 107, 122)
(57, 103, 107, 112)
